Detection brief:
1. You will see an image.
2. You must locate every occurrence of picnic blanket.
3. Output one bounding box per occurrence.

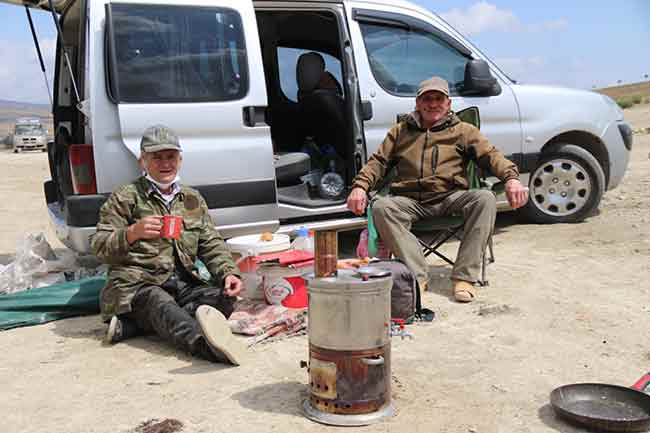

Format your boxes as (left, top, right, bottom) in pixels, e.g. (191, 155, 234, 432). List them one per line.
(228, 299, 307, 346)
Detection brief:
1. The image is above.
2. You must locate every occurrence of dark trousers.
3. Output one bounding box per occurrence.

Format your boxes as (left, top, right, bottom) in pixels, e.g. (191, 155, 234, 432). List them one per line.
(122, 282, 236, 357)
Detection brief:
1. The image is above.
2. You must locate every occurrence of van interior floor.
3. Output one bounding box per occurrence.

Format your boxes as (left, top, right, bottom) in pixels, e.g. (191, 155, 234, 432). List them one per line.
(277, 183, 346, 207)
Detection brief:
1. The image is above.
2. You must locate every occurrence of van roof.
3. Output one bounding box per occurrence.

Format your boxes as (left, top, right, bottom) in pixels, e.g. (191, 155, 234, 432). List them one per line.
(7, 0, 435, 19)
(255, 0, 436, 20)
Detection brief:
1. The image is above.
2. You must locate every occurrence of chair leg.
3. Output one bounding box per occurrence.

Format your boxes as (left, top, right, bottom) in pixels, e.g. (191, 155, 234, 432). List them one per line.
(487, 234, 495, 264)
(419, 228, 460, 266)
(477, 234, 495, 287)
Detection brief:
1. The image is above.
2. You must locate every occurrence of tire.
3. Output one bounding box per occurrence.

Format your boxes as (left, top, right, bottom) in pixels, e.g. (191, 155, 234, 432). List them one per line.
(13, 148, 20, 154)
(521, 143, 606, 223)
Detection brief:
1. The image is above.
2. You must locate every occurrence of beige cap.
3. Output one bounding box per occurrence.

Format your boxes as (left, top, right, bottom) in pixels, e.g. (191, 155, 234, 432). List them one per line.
(417, 76, 450, 98)
(140, 125, 181, 154)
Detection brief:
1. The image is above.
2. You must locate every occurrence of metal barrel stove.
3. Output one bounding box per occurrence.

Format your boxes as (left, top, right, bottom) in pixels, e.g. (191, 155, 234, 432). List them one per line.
(303, 266, 394, 426)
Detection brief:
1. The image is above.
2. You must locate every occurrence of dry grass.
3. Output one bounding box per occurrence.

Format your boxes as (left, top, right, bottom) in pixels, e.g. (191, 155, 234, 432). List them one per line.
(595, 81, 650, 101)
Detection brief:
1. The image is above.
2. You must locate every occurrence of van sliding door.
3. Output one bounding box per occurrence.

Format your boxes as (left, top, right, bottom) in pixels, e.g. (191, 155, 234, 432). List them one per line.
(104, 0, 278, 237)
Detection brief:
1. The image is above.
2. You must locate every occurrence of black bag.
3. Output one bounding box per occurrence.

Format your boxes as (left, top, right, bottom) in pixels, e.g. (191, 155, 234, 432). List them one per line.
(367, 259, 434, 323)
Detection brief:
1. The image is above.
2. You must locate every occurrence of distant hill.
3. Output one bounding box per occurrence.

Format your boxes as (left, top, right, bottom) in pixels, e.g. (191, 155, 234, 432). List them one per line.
(0, 99, 50, 112)
(594, 81, 650, 100)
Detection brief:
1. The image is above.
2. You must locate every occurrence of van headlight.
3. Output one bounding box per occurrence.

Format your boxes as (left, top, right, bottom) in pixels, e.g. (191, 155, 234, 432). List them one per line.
(602, 95, 624, 120)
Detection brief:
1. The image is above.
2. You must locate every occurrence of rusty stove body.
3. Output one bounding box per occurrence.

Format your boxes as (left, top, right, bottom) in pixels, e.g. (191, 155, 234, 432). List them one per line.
(303, 230, 394, 426)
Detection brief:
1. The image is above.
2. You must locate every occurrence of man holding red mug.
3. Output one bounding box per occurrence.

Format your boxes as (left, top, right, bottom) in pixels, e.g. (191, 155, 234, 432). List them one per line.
(91, 125, 245, 365)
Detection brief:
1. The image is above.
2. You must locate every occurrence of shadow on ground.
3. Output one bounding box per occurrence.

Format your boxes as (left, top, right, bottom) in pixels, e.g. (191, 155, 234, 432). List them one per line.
(232, 381, 308, 417)
(50, 315, 227, 372)
(538, 404, 587, 433)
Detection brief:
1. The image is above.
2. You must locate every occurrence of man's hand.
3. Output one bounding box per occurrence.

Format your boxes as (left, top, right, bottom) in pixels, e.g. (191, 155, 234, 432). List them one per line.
(223, 274, 243, 297)
(505, 179, 529, 210)
(346, 187, 368, 216)
(126, 216, 163, 244)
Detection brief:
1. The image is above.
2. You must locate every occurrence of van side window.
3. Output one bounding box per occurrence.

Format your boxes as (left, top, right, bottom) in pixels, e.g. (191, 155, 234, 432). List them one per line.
(277, 47, 344, 102)
(359, 22, 468, 96)
(108, 5, 248, 103)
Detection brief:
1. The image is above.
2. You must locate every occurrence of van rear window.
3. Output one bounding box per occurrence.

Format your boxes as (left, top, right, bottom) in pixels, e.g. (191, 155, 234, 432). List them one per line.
(109, 4, 248, 103)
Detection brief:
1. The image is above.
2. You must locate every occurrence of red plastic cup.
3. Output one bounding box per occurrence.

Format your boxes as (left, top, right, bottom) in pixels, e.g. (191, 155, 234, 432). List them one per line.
(161, 215, 183, 239)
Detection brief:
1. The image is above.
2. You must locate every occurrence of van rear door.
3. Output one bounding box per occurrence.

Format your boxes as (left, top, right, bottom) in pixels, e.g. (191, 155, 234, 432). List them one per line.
(104, 0, 278, 236)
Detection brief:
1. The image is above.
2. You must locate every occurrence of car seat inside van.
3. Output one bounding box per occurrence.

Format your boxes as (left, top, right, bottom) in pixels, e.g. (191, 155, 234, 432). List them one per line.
(257, 9, 354, 208)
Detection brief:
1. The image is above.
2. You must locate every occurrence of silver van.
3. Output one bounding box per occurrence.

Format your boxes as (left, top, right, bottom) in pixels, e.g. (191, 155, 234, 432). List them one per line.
(12, 117, 48, 153)
(5, 0, 632, 253)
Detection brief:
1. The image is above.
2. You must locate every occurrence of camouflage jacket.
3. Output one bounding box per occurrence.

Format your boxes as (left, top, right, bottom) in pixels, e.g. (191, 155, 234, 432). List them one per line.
(91, 177, 239, 321)
(352, 112, 519, 203)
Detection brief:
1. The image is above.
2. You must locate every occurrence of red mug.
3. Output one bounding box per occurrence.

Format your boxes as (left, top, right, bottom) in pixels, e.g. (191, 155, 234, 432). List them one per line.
(161, 215, 183, 239)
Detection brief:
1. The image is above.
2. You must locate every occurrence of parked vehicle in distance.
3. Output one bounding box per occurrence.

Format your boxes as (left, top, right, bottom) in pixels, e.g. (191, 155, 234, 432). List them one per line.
(12, 117, 47, 153)
(1, 0, 633, 253)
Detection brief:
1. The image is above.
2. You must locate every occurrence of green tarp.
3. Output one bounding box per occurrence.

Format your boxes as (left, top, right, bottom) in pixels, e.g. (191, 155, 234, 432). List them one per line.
(0, 277, 104, 331)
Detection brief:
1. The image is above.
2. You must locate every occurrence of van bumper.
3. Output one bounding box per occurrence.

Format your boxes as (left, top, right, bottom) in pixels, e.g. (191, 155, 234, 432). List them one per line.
(603, 120, 632, 190)
(47, 202, 96, 253)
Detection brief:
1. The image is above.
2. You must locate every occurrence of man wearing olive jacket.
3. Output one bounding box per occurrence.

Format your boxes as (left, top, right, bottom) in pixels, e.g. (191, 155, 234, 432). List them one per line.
(347, 77, 528, 302)
(91, 125, 245, 365)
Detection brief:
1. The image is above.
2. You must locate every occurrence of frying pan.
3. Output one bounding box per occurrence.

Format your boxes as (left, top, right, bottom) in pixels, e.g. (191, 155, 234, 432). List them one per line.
(550, 373, 650, 432)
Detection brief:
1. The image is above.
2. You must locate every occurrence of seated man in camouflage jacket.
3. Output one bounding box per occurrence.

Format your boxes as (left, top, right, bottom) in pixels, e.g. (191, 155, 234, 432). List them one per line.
(347, 77, 529, 303)
(91, 125, 245, 365)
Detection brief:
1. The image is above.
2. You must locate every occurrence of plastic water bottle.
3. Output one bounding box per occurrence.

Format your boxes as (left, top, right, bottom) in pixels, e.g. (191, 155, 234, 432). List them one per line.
(291, 227, 314, 252)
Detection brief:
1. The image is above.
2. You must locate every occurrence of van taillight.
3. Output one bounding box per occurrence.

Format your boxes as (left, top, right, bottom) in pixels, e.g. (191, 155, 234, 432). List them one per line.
(69, 144, 97, 195)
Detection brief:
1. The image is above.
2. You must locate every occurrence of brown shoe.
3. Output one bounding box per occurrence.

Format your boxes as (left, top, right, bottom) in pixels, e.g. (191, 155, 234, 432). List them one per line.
(452, 279, 477, 303)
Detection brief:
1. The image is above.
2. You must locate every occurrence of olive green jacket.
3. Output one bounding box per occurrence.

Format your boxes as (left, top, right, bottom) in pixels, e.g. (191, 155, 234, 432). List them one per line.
(352, 112, 519, 202)
(91, 177, 239, 321)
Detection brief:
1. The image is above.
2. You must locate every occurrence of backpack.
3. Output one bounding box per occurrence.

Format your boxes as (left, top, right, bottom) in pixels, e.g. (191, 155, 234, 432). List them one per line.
(367, 259, 435, 323)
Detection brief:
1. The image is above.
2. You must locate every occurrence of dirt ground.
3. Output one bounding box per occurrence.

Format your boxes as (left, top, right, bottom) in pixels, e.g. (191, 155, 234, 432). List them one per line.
(0, 104, 649, 433)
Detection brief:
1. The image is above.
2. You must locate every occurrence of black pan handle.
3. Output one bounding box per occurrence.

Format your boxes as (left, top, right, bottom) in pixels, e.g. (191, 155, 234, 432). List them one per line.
(631, 372, 650, 393)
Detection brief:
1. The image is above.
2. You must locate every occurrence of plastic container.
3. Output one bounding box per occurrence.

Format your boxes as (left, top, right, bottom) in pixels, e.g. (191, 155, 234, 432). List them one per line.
(227, 233, 290, 259)
(291, 227, 314, 253)
(227, 233, 290, 300)
(260, 264, 308, 308)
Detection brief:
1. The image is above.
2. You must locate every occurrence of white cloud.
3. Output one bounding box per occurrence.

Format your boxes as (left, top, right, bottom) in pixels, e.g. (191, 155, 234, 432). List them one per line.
(0, 37, 56, 104)
(440, 1, 567, 36)
(440, 1, 520, 36)
(494, 56, 549, 82)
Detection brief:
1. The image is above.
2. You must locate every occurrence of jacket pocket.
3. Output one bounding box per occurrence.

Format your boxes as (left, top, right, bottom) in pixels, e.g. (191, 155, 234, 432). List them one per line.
(181, 218, 202, 256)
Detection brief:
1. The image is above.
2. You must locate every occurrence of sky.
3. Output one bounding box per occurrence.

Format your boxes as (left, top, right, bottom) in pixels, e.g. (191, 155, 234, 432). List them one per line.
(0, 0, 648, 104)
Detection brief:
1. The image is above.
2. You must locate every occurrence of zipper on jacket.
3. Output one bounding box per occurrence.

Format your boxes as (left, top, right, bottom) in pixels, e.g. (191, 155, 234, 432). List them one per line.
(418, 131, 428, 201)
(431, 137, 438, 182)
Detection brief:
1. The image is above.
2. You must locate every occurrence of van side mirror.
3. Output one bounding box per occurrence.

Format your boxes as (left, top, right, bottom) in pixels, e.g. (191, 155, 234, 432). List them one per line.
(463, 59, 501, 96)
(361, 100, 373, 121)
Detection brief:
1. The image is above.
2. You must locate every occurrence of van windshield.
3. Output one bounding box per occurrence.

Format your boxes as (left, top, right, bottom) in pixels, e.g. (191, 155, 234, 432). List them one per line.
(109, 4, 248, 103)
(15, 125, 45, 135)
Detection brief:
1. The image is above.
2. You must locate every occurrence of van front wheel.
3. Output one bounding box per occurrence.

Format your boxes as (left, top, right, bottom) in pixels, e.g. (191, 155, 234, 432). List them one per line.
(521, 143, 605, 223)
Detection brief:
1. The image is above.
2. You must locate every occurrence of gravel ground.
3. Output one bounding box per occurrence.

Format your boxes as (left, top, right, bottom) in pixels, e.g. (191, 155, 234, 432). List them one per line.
(0, 104, 648, 433)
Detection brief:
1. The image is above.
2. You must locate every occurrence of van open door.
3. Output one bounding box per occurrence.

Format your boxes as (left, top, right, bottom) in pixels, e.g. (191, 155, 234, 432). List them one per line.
(102, 0, 279, 237)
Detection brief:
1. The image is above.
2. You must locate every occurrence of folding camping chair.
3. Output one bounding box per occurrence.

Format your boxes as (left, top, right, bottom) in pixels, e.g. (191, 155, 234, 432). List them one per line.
(411, 106, 501, 286)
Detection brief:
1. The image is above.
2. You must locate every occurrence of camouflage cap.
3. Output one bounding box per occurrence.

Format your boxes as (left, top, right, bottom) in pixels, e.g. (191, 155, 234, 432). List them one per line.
(140, 125, 181, 154)
(417, 76, 450, 98)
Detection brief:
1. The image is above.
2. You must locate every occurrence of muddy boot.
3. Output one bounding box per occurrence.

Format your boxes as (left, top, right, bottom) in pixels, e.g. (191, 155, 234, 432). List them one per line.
(195, 305, 246, 366)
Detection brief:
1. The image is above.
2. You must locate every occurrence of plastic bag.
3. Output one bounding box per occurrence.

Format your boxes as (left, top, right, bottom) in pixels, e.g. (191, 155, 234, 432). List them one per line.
(0, 233, 79, 295)
(356, 229, 391, 259)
